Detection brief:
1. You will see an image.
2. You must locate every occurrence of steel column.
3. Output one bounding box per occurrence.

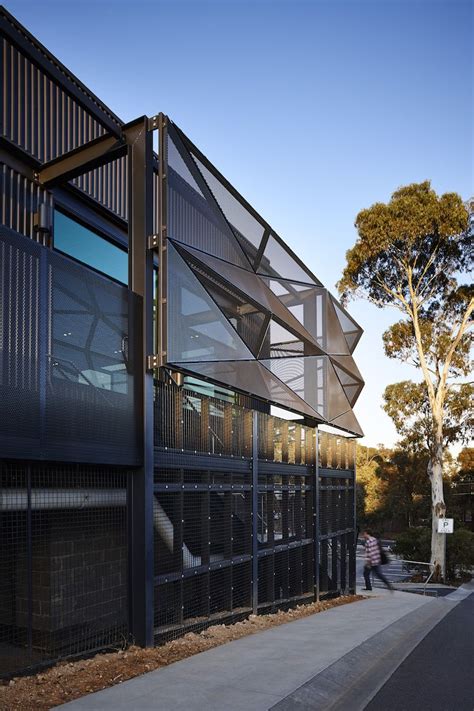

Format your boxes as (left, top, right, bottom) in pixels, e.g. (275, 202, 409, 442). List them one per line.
(314, 427, 320, 601)
(251, 410, 259, 614)
(127, 117, 155, 647)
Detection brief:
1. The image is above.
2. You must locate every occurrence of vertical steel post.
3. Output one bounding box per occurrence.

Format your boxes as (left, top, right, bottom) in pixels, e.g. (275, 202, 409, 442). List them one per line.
(251, 410, 259, 614)
(314, 427, 320, 602)
(26, 465, 33, 654)
(352, 439, 357, 591)
(127, 117, 155, 647)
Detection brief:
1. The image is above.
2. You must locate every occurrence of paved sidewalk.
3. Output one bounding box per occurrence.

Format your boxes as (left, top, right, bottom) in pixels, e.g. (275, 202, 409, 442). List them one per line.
(58, 588, 440, 711)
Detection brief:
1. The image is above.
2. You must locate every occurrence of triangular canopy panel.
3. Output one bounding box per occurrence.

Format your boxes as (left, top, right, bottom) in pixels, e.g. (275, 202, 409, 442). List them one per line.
(173, 359, 323, 421)
(330, 295, 363, 353)
(191, 153, 266, 266)
(168, 131, 204, 198)
(164, 120, 365, 436)
(191, 267, 269, 358)
(260, 356, 326, 420)
(326, 359, 352, 421)
(167, 243, 254, 363)
(167, 129, 251, 270)
(261, 278, 326, 350)
(257, 235, 321, 285)
(174, 242, 324, 353)
(329, 410, 364, 437)
(325, 296, 350, 356)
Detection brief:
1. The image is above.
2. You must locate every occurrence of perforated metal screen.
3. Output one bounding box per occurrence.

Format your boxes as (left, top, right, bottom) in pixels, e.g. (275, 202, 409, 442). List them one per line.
(0, 225, 140, 465)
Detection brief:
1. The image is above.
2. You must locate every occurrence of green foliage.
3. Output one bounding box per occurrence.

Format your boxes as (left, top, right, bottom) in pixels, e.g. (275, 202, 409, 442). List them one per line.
(446, 529, 474, 580)
(383, 311, 472, 378)
(338, 181, 470, 307)
(383, 380, 473, 451)
(446, 448, 474, 531)
(393, 527, 431, 562)
(394, 526, 474, 582)
(356, 443, 431, 530)
(341, 180, 473, 573)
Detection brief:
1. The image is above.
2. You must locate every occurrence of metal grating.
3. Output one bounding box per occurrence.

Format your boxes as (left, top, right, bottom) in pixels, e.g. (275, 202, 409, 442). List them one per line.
(0, 461, 128, 678)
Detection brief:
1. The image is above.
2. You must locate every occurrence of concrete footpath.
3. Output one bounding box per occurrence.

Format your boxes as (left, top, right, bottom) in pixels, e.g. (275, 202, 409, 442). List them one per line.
(57, 583, 474, 711)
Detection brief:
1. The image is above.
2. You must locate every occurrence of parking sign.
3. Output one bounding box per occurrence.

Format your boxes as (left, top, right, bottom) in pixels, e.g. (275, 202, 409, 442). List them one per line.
(438, 518, 454, 534)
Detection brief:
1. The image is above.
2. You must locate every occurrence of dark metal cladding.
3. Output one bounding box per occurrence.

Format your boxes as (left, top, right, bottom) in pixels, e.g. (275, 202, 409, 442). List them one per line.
(0, 7, 359, 680)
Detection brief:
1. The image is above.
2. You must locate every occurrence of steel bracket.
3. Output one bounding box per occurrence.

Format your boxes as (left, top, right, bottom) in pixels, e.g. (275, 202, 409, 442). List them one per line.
(148, 234, 159, 250)
(146, 354, 160, 371)
(148, 113, 167, 132)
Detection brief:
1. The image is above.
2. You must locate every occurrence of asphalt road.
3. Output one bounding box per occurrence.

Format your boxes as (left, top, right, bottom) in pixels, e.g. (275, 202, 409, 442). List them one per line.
(365, 591, 474, 711)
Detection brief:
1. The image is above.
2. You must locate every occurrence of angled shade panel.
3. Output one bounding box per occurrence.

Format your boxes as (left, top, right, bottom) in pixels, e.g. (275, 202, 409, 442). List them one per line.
(326, 295, 350, 355)
(330, 354, 364, 406)
(257, 234, 322, 285)
(167, 129, 251, 269)
(191, 153, 266, 266)
(330, 354, 364, 384)
(258, 318, 321, 359)
(330, 295, 363, 353)
(260, 356, 326, 419)
(326, 359, 352, 421)
(174, 242, 324, 353)
(191, 267, 269, 357)
(261, 278, 326, 350)
(167, 243, 253, 362)
(172, 360, 323, 420)
(168, 131, 204, 197)
(329, 410, 364, 437)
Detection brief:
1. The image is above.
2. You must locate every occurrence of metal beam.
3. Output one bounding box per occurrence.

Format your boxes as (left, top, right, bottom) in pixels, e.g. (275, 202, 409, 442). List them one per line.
(37, 133, 126, 187)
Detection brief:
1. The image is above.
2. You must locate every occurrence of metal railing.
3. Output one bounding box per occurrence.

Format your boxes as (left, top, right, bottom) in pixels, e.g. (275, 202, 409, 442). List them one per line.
(398, 559, 435, 595)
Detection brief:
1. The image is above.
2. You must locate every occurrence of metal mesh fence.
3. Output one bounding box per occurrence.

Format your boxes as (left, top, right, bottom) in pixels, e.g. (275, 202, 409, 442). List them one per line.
(0, 461, 128, 678)
(153, 381, 355, 640)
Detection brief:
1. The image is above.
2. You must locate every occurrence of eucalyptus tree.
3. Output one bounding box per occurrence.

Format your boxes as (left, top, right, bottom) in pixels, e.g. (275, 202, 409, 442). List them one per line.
(339, 182, 472, 578)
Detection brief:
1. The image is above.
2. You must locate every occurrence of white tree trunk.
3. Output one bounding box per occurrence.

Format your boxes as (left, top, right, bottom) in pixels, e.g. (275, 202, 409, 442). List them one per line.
(429, 436, 446, 580)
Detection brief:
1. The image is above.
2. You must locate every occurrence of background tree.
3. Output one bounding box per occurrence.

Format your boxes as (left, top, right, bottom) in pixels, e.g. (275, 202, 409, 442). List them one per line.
(339, 181, 473, 579)
(448, 448, 474, 532)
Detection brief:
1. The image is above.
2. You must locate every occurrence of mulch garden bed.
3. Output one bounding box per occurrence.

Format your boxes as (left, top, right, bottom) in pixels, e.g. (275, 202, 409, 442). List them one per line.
(0, 594, 365, 710)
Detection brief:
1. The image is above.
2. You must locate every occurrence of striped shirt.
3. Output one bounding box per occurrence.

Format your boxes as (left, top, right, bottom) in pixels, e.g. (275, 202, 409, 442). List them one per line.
(365, 536, 381, 566)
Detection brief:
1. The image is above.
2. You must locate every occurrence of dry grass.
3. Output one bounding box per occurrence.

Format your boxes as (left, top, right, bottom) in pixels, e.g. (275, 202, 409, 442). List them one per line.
(0, 594, 365, 710)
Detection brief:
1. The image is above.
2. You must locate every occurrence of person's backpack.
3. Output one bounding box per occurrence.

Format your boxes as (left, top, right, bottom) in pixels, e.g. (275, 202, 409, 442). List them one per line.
(378, 539, 390, 565)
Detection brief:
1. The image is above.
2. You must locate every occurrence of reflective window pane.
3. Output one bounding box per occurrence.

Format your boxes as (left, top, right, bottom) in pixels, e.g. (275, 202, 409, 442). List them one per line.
(54, 211, 127, 285)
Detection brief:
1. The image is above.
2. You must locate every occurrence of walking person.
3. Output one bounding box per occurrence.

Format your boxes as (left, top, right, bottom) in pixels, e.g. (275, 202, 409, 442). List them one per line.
(362, 529, 394, 591)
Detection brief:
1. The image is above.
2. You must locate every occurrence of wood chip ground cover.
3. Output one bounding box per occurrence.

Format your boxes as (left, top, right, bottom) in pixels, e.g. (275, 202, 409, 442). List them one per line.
(0, 595, 365, 710)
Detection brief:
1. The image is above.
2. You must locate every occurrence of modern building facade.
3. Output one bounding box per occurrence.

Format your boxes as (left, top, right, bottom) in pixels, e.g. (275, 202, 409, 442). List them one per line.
(0, 7, 364, 676)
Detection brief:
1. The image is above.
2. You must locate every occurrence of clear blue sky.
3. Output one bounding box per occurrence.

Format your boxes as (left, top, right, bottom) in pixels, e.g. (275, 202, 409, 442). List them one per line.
(6, 0, 472, 447)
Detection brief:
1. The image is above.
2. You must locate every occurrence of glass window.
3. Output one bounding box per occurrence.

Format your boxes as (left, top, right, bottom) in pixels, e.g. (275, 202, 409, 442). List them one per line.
(54, 210, 128, 285)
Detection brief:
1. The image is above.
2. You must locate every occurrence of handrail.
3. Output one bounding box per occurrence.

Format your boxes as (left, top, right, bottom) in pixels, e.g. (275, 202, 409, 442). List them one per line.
(398, 559, 435, 595)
